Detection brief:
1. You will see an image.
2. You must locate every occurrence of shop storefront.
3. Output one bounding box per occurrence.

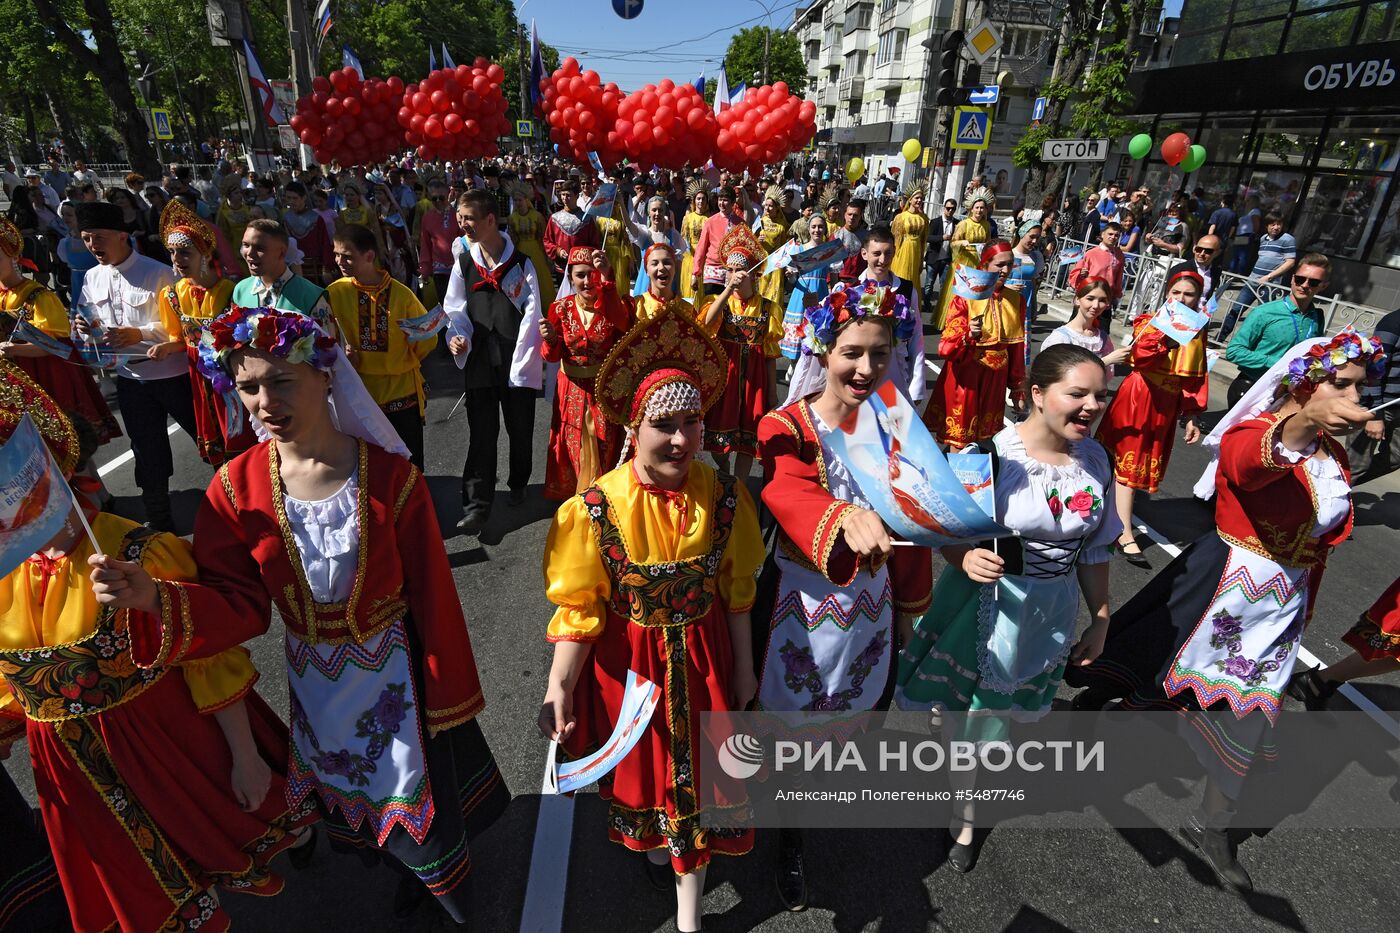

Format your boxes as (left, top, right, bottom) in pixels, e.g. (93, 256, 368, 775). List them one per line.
(1125, 3, 1399, 307)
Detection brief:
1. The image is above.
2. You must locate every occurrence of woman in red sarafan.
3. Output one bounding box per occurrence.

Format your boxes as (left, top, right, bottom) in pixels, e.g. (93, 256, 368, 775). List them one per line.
(1095, 268, 1208, 559)
(541, 247, 633, 500)
(922, 240, 1027, 447)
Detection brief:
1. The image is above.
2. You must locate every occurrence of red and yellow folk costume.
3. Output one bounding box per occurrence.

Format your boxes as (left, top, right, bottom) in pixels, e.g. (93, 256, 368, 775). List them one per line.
(1345, 574, 1400, 662)
(1096, 270, 1209, 492)
(0, 217, 119, 443)
(923, 245, 1027, 446)
(541, 249, 634, 500)
(0, 369, 314, 933)
(702, 225, 783, 456)
(545, 303, 761, 874)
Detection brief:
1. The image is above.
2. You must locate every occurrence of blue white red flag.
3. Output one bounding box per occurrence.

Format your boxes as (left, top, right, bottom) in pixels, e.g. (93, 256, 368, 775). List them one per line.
(585, 182, 618, 219)
(397, 306, 448, 341)
(545, 670, 660, 794)
(784, 238, 851, 274)
(950, 263, 999, 301)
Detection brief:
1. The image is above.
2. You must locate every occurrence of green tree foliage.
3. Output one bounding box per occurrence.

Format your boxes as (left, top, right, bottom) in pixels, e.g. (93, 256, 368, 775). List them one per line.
(723, 26, 807, 94)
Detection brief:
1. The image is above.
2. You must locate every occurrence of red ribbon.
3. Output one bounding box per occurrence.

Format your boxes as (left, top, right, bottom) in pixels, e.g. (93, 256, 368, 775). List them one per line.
(471, 261, 503, 292)
(633, 463, 689, 529)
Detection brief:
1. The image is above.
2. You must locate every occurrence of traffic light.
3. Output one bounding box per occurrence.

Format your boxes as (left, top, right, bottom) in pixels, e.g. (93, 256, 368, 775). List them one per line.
(133, 50, 160, 104)
(935, 30, 964, 106)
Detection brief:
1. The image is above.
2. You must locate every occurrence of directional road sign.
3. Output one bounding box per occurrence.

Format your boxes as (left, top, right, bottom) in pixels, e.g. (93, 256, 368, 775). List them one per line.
(1031, 96, 1047, 123)
(968, 85, 1000, 106)
(612, 0, 643, 19)
(151, 108, 174, 141)
(1039, 138, 1110, 162)
(951, 107, 991, 151)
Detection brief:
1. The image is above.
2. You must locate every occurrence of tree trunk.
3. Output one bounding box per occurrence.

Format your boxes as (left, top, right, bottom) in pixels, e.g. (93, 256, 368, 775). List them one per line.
(31, 0, 162, 177)
(16, 92, 41, 163)
(45, 89, 86, 162)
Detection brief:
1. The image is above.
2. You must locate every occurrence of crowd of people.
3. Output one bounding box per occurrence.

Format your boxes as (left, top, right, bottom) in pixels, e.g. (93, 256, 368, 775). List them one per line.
(0, 148, 1398, 933)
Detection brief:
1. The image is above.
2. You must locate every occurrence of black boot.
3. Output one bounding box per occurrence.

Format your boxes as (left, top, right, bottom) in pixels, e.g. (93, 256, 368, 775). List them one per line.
(1285, 666, 1339, 712)
(141, 485, 174, 533)
(774, 827, 807, 911)
(1180, 816, 1253, 892)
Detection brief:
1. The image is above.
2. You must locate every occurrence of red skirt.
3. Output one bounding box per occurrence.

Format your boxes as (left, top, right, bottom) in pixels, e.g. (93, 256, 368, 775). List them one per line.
(544, 370, 621, 501)
(15, 351, 120, 445)
(187, 350, 255, 467)
(1095, 372, 1184, 493)
(922, 352, 1010, 447)
(1343, 575, 1400, 661)
(565, 605, 753, 874)
(705, 339, 771, 457)
(26, 677, 316, 933)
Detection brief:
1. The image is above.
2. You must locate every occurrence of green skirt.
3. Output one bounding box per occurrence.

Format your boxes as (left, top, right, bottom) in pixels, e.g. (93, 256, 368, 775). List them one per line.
(895, 567, 1066, 741)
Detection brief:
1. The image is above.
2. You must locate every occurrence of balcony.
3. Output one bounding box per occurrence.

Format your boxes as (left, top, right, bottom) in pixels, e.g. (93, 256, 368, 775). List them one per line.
(820, 84, 838, 107)
(878, 0, 898, 26)
(872, 60, 904, 91)
(825, 49, 842, 69)
(839, 76, 865, 101)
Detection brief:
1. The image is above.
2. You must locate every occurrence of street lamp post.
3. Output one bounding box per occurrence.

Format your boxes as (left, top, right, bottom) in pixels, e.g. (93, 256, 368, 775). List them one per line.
(142, 24, 195, 151)
(750, 0, 778, 85)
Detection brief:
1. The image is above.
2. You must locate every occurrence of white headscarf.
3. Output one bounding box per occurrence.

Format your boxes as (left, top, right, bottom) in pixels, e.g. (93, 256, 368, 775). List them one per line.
(1191, 337, 1330, 500)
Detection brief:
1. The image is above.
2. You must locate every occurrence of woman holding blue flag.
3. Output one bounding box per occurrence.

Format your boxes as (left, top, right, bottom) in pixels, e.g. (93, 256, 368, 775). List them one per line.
(537, 302, 762, 933)
(897, 343, 1122, 872)
(756, 280, 931, 909)
(779, 213, 833, 361)
(327, 223, 438, 469)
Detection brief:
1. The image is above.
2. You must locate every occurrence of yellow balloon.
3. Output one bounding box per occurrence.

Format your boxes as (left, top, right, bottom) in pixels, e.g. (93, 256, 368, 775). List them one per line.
(845, 157, 865, 184)
(901, 138, 922, 162)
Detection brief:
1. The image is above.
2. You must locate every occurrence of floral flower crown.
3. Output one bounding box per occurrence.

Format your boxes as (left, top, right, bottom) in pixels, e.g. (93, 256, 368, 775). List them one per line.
(195, 306, 339, 394)
(800, 281, 917, 356)
(1282, 329, 1385, 395)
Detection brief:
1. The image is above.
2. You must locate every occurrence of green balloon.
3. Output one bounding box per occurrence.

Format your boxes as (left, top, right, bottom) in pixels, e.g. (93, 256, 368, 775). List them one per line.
(1182, 144, 1207, 172)
(1128, 133, 1152, 160)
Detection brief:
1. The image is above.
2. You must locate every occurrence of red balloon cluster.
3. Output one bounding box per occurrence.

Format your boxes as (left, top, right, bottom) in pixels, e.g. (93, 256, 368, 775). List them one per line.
(613, 80, 718, 170)
(538, 58, 624, 168)
(292, 68, 405, 167)
(399, 60, 511, 162)
(714, 82, 817, 175)
(1160, 132, 1191, 167)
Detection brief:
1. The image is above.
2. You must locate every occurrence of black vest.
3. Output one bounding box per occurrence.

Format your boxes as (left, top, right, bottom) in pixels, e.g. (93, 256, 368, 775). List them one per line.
(458, 247, 531, 388)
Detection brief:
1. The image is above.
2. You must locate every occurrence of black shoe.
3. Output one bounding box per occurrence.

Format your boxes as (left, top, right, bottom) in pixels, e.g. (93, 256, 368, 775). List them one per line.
(456, 509, 488, 536)
(508, 487, 527, 506)
(1180, 819, 1253, 892)
(775, 830, 807, 911)
(1285, 666, 1338, 712)
(1116, 534, 1152, 569)
(392, 874, 428, 919)
(286, 826, 317, 871)
(643, 853, 673, 891)
(945, 826, 986, 874)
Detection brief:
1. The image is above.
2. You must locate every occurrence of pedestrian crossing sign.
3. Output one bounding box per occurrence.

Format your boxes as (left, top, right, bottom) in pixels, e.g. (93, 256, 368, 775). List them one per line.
(516, 119, 534, 137)
(951, 107, 990, 151)
(151, 108, 173, 141)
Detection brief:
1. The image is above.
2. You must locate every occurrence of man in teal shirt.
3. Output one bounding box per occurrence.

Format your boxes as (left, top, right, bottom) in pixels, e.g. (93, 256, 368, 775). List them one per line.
(1224, 252, 1329, 406)
(232, 218, 332, 329)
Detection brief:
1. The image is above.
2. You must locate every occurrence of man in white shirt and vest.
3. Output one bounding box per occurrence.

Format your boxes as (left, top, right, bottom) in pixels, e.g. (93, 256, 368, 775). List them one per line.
(74, 201, 197, 531)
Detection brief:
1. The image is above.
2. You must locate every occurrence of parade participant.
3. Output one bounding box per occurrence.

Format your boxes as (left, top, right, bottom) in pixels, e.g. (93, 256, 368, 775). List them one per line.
(336, 179, 383, 256)
(417, 178, 462, 309)
(691, 185, 746, 296)
(754, 185, 791, 306)
(443, 189, 545, 535)
(540, 247, 632, 499)
(215, 175, 251, 275)
(231, 219, 332, 327)
(281, 181, 335, 285)
(629, 196, 688, 299)
(700, 224, 784, 480)
(922, 240, 1027, 447)
(1010, 219, 1047, 321)
(933, 195, 993, 329)
(757, 282, 931, 907)
(1287, 573, 1400, 708)
(678, 181, 710, 301)
(0, 364, 317, 932)
(850, 226, 927, 402)
(369, 183, 414, 284)
(1095, 268, 1208, 563)
(1066, 331, 1381, 891)
(74, 200, 196, 531)
(634, 242, 690, 322)
(155, 199, 255, 467)
(898, 344, 1120, 871)
(594, 196, 637, 302)
(890, 188, 928, 286)
(0, 766, 68, 930)
(833, 200, 868, 286)
(1040, 278, 1131, 364)
(90, 306, 509, 922)
(327, 224, 436, 469)
(507, 182, 557, 300)
(538, 303, 760, 932)
(779, 213, 832, 360)
(543, 179, 601, 282)
(0, 217, 119, 444)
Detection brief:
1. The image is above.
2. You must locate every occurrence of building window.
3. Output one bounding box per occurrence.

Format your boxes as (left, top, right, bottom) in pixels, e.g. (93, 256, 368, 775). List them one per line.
(879, 0, 898, 17)
(844, 3, 873, 33)
(876, 29, 907, 66)
(1284, 6, 1361, 53)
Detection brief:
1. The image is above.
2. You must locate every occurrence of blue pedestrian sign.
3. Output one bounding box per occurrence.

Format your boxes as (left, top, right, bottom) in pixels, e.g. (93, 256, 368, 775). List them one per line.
(151, 108, 173, 141)
(968, 85, 1000, 106)
(1031, 96, 1048, 123)
(612, 0, 643, 19)
(951, 107, 990, 151)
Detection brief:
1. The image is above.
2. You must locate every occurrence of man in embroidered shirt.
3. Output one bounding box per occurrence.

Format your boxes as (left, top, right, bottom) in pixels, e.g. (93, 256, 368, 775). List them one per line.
(542, 178, 601, 282)
(74, 200, 194, 531)
(690, 185, 746, 297)
(443, 190, 544, 535)
(231, 218, 332, 328)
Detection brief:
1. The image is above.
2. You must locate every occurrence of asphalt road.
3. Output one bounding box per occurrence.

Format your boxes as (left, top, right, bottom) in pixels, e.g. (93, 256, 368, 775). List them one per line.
(7, 298, 1400, 933)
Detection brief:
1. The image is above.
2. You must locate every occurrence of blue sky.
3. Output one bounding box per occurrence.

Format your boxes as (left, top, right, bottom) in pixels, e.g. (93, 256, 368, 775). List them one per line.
(515, 0, 811, 91)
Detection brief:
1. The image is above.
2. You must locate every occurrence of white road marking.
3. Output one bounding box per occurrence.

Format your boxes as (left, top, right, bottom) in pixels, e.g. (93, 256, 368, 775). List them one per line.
(1132, 520, 1399, 738)
(97, 422, 181, 477)
(517, 795, 576, 933)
